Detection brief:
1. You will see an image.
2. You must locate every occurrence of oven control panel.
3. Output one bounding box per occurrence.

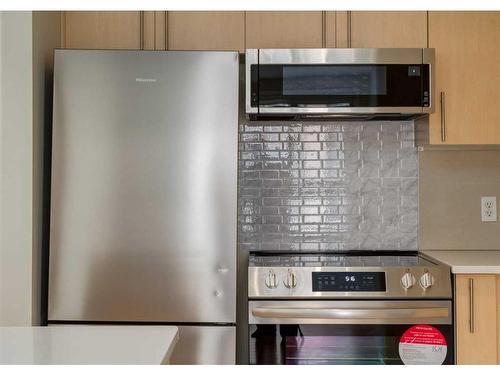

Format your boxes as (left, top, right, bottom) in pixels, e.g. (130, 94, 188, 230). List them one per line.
(312, 272, 386, 292)
(247, 253, 453, 299)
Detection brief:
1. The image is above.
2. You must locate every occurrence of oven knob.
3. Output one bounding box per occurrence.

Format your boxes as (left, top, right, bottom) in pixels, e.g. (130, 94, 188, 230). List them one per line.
(401, 272, 416, 290)
(265, 270, 278, 289)
(419, 272, 435, 289)
(284, 269, 297, 289)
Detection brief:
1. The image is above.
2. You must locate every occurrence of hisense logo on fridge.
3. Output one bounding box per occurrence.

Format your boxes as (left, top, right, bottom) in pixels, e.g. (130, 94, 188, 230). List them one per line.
(135, 78, 157, 83)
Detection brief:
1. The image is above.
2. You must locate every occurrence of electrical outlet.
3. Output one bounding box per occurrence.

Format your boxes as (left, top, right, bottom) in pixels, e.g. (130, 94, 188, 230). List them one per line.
(481, 196, 497, 222)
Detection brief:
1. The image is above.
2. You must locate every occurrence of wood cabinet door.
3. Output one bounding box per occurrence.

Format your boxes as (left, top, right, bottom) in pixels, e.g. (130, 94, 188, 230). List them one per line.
(142, 11, 166, 50)
(350, 11, 427, 48)
(63, 11, 142, 49)
(245, 11, 323, 48)
(167, 12, 245, 52)
(498, 277, 500, 364)
(428, 12, 500, 144)
(455, 274, 498, 364)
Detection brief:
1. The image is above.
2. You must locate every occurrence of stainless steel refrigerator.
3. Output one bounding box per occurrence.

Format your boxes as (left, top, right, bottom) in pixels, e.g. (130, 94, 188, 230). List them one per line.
(47, 50, 238, 364)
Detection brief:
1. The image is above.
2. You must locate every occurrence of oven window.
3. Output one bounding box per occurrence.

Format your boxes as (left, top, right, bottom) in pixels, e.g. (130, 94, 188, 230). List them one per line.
(249, 324, 454, 365)
(282, 66, 387, 96)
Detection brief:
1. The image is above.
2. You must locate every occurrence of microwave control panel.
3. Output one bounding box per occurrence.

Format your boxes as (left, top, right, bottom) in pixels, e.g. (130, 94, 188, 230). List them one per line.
(312, 272, 386, 292)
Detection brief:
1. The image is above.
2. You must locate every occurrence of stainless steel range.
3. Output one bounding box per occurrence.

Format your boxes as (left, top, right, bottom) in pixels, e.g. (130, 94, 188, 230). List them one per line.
(248, 251, 454, 365)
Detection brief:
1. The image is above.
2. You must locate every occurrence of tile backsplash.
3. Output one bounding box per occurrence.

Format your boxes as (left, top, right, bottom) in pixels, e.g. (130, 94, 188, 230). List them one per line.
(238, 121, 419, 252)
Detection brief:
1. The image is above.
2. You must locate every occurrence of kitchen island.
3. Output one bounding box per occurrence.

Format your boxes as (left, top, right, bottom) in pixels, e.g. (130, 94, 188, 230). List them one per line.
(0, 325, 178, 364)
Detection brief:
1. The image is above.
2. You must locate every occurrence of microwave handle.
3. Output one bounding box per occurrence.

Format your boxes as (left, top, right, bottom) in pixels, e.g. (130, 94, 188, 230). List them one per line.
(252, 306, 449, 321)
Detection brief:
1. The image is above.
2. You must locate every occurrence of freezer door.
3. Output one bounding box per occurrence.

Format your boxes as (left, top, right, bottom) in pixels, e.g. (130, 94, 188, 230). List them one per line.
(49, 50, 238, 323)
(170, 326, 236, 364)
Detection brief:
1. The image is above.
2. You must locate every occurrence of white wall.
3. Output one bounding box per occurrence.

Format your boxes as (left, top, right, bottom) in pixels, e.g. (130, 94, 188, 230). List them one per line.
(0, 11, 60, 326)
(0, 11, 34, 325)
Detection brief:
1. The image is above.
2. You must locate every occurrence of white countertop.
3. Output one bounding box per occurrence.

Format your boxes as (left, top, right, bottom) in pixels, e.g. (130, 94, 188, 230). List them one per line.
(0, 325, 178, 365)
(423, 250, 500, 274)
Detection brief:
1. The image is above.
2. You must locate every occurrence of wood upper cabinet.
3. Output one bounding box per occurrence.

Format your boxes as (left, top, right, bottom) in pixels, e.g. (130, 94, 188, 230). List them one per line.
(455, 274, 499, 364)
(325, 11, 427, 48)
(350, 12, 427, 48)
(167, 12, 244, 52)
(245, 12, 324, 48)
(429, 12, 500, 144)
(142, 11, 166, 50)
(63, 11, 142, 49)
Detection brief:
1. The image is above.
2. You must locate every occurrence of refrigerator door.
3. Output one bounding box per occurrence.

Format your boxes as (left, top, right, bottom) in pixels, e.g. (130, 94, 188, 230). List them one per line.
(48, 50, 238, 323)
(170, 326, 236, 364)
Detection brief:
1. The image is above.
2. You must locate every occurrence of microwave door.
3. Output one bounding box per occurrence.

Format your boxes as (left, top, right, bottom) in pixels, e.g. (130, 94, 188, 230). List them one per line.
(256, 64, 426, 110)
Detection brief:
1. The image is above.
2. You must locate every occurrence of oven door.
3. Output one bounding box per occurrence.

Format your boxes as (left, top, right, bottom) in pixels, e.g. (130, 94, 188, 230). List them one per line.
(249, 300, 454, 365)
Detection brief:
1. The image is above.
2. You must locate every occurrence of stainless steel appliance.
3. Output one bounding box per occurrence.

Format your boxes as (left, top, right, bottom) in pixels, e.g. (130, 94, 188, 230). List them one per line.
(248, 252, 454, 365)
(48, 50, 239, 364)
(246, 48, 434, 119)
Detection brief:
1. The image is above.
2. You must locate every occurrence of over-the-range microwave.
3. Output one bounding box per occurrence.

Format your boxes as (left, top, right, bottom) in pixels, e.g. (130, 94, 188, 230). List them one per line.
(245, 48, 435, 120)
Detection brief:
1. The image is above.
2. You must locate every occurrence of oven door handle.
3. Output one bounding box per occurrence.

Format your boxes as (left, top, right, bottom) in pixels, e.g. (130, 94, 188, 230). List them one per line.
(251, 307, 450, 321)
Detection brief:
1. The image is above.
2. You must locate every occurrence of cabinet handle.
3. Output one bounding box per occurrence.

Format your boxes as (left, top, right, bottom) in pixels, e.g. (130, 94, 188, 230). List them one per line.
(469, 278, 475, 333)
(139, 11, 144, 50)
(440, 91, 446, 142)
(347, 11, 352, 48)
(321, 12, 326, 48)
